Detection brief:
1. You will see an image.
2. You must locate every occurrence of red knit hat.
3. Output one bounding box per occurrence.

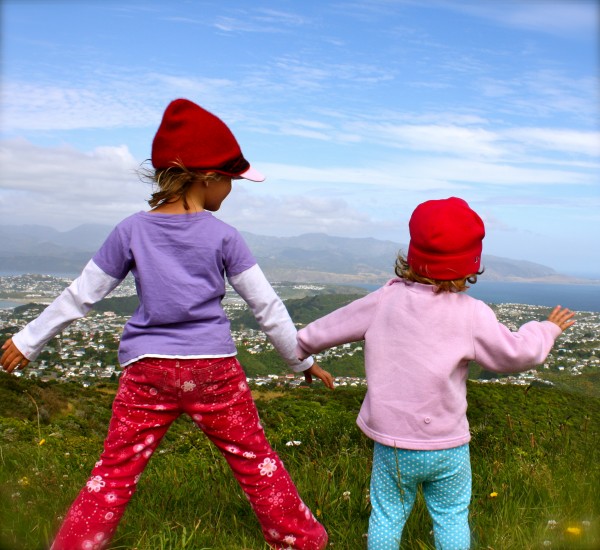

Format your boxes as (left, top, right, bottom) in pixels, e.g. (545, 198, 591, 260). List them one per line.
(151, 99, 265, 181)
(407, 197, 485, 280)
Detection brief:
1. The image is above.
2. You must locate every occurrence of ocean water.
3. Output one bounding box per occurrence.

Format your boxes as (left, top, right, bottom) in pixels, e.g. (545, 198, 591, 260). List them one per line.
(468, 281, 600, 313)
(355, 281, 600, 313)
(0, 300, 22, 309)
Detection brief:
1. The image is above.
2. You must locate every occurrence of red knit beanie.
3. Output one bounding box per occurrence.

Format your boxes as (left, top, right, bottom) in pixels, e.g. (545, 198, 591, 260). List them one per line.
(151, 99, 265, 181)
(407, 197, 485, 280)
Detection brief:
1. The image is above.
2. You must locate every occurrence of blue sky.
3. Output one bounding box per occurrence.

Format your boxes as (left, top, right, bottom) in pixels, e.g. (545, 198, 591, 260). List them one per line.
(1, 1, 599, 277)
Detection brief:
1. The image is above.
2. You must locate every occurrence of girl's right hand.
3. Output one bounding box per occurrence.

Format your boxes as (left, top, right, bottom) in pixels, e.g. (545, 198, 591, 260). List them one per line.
(1, 339, 30, 374)
(547, 306, 576, 332)
(303, 362, 335, 390)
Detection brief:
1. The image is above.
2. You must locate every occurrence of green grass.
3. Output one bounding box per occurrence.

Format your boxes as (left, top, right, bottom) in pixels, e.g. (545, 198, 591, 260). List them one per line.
(1, 374, 599, 549)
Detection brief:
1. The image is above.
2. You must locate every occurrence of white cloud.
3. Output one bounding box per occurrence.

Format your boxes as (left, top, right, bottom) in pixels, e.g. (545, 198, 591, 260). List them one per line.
(502, 2, 597, 36)
(375, 124, 504, 158)
(1, 132, 594, 241)
(441, 0, 599, 37)
(219, 187, 400, 238)
(213, 7, 311, 33)
(1, 83, 154, 132)
(0, 139, 148, 229)
(410, 157, 595, 186)
(258, 162, 461, 189)
(0, 74, 238, 133)
(503, 128, 600, 157)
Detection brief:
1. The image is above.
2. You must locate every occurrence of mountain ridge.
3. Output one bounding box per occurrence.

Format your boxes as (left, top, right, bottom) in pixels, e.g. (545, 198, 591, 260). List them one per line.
(0, 223, 595, 284)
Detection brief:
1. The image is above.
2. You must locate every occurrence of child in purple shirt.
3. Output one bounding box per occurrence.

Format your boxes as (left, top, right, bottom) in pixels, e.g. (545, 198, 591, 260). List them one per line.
(2, 98, 333, 550)
(296, 197, 575, 550)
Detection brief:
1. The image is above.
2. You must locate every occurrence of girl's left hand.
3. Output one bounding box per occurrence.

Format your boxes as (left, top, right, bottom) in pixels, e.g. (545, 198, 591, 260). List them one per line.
(304, 362, 335, 390)
(547, 305, 576, 332)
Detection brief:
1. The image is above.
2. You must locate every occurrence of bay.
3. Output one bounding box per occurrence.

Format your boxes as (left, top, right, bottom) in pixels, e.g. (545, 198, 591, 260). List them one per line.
(469, 281, 600, 313)
(356, 281, 600, 313)
(0, 300, 23, 310)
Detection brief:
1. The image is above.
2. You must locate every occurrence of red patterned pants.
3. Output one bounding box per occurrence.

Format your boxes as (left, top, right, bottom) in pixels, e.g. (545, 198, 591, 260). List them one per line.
(50, 357, 327, 550)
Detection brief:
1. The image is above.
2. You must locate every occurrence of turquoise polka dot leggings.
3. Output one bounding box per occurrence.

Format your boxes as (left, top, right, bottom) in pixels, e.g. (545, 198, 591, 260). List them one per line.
(368, 442, 471, 550)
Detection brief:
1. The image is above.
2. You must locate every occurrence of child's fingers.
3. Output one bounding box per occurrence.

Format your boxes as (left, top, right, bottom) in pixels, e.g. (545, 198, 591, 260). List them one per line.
(0, 348, 10, 370)
(2, 352, 20, 373)
(548, 306, 575, 330)
(308, 364, 335, 390)
(321, 371, 335, 390)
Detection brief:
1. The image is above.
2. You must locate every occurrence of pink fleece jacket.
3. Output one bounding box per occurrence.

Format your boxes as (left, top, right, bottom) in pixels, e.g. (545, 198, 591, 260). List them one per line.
(296, 279, 561, 450)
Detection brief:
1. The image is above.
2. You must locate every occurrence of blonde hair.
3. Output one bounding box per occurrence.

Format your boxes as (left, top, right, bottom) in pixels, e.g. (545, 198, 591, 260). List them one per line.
(139, 160, 222, 210)
(394, 253, 482, 293)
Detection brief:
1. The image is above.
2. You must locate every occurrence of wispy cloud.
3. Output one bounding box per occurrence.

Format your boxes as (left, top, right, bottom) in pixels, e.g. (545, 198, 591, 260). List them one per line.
(503, 128, 600, 157)
(2, 86, 152, 132)
(368, 124, 505, 158)
(260, 151, 594, 188)
(446, 0, 599, 37)
(213, 7, 311, 33)
(0, 75, 236, 133)
(477, 70, 599, 123)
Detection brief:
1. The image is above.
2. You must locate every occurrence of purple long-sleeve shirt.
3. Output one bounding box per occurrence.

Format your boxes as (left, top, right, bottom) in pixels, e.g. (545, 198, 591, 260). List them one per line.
(13, 211, 313, 372)
(93, 211, 256, 365)
(296, 278, 561, 450)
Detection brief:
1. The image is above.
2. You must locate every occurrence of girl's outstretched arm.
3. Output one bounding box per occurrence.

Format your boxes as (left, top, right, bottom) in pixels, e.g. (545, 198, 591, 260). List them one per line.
(228, 264, 315, 373)
(547, 305, 576, 332)
(472, 300, 573, 374)
(7, 260, 123, 366)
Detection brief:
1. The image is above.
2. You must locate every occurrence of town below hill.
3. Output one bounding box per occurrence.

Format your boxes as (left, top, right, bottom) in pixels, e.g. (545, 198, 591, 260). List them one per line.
(0, 224, 596, 284)
(1, 275, 598, 398)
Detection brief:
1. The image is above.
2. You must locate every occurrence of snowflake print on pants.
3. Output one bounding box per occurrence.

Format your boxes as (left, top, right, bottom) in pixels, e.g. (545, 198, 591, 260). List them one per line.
(259, 457, 278, 477)
(86, 476, 105, 493)
(50, 357, 327, 550)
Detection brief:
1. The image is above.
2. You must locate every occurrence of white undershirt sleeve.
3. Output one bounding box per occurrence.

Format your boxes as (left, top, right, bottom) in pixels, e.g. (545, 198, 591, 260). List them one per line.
(12, 260, 123, 362)
(228, 264, 314, 373)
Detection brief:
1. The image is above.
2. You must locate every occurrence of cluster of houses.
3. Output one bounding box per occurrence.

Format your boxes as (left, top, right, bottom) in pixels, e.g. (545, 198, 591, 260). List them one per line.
(0, 274, 598, 389)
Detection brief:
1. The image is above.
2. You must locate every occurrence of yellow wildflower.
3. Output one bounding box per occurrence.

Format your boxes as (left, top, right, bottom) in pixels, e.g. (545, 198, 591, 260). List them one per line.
(566, 526, 581, 536)
(489, 492, 498, 498)
(18, 477, 30, 487)
(38, 439, 46, 446)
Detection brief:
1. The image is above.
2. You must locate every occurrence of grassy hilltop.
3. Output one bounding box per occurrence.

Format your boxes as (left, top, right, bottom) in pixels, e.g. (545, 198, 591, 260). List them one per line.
(1, 373, 599, 550)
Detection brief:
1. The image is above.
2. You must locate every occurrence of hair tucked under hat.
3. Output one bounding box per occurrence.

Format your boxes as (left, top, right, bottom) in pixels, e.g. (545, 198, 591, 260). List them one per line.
(151, 99, 265, 182)
(407, 197, 485, 281)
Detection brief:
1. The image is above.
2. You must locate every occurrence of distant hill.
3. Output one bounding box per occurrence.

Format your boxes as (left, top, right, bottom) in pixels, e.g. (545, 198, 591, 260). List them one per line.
(0, 224, 109, 274)
(0, 223, 592, 284)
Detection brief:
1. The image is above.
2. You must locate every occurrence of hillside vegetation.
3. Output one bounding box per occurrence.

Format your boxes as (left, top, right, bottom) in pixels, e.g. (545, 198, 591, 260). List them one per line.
(230, 293, 364, 330)
(1, 373, 598, 549)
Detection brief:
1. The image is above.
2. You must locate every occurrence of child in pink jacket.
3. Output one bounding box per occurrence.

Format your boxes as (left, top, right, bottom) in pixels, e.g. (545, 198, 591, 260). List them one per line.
(296, 197, 575, 550)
